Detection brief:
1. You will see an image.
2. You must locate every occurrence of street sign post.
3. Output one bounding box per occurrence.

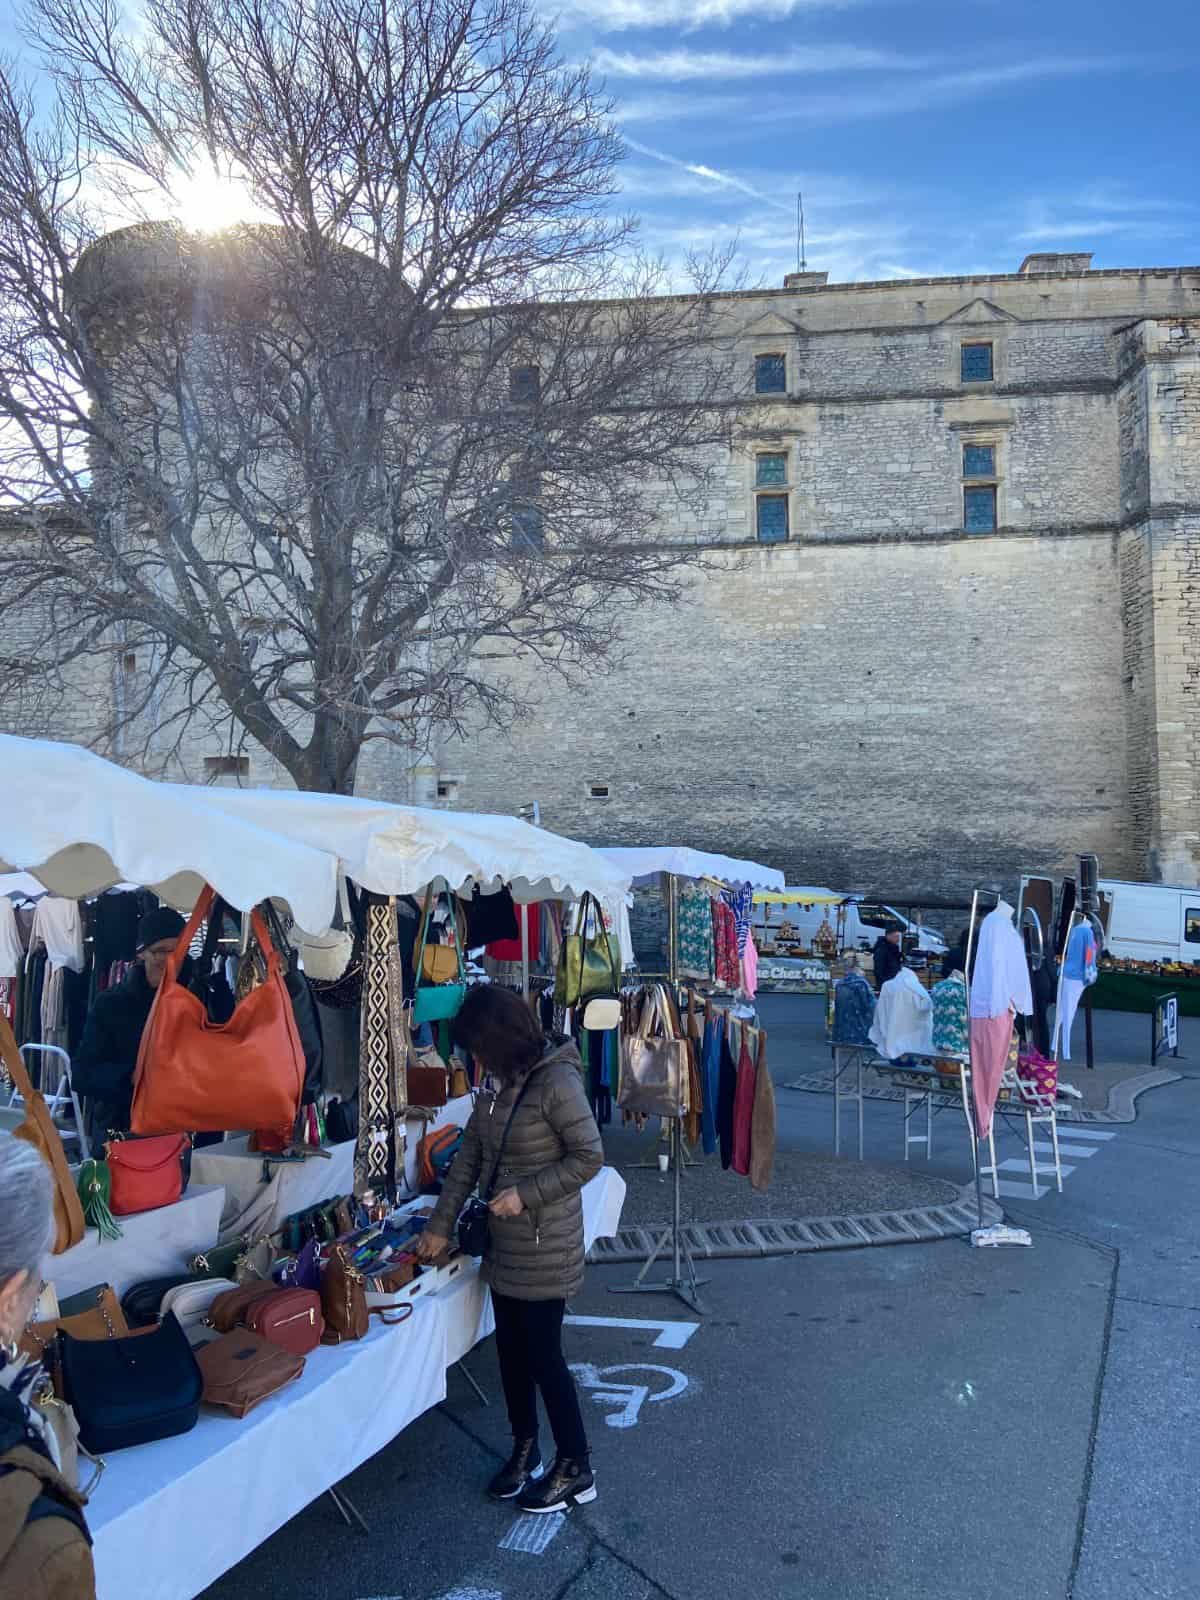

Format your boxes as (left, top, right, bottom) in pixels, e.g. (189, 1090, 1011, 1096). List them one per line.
(1151, 992, 1179, 1065)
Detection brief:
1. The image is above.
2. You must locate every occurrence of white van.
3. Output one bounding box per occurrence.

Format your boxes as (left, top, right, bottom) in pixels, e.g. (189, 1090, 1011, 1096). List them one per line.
(1098, 879, 1200, 964)
(754, 894, 946, 956)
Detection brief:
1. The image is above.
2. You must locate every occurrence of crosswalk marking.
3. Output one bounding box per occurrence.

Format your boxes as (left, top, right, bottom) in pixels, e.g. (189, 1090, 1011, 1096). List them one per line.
(499, 1513, 566, 1554)
(998, 1157, 1076, 1177)
(1033, 1140, 1098, 1157)
(1055, 1125, 1115, 1140)
(996, 1179, 1049, 1200)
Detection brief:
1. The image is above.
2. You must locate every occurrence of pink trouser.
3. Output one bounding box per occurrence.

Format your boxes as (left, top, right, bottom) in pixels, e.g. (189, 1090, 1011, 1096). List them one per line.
(968, 1012, 1014, 1138)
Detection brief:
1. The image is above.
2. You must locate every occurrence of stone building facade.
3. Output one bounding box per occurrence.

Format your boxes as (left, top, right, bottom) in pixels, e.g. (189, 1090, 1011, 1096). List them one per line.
(428, 254, 1200, 896)
(4, 247, 1199, 898)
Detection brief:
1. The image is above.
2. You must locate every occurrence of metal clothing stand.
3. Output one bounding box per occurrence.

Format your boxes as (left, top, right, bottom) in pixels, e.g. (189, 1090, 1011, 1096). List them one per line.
(327, 1484, 370, 1533)
(610, 1113, 709, 1314)
(611, 870, 713, 1312)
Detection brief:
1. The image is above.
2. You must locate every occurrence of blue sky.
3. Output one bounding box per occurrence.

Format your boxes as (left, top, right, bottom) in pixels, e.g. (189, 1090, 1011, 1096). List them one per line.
(1, 0, 1195, 287)
(549, 0, 1200, 285)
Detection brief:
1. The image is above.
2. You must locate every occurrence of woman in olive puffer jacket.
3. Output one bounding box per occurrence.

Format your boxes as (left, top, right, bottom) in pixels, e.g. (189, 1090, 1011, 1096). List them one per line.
(418, 987, 602, 1515)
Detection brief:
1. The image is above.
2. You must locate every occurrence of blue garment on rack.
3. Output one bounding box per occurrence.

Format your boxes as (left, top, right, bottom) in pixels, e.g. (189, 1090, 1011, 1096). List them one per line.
(700, 1019, 721, 1156)
(721, 886, 754, 957)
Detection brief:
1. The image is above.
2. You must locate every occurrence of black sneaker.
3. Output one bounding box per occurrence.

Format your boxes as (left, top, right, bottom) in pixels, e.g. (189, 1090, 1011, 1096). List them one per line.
(488, 1439, 544, 1501)
(517, 1455, 596, 1514)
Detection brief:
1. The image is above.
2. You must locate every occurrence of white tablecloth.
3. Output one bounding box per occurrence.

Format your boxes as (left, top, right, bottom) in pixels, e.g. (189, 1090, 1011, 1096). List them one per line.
(191, 1096, 476, 1240)
(87, 1165, 626, 1600)
(43, 1186, 225, 1301)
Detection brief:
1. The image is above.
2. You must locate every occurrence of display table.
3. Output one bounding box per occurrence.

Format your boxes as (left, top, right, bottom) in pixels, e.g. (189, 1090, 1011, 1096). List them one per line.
(87, 1165, 626, 1600)
(43, 1185, 225, 1301)
(191, 1096, 476, 1240)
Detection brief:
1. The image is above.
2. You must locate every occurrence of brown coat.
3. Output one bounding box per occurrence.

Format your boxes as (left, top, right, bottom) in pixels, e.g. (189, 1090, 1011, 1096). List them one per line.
(0, 1441, 95, 1600)
(430, 1040, 603, 1301)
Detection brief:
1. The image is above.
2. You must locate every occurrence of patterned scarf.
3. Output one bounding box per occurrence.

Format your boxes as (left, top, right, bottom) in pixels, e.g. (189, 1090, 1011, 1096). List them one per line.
(355, 895, 409, 1199)
(0, 1339, 55, 1463)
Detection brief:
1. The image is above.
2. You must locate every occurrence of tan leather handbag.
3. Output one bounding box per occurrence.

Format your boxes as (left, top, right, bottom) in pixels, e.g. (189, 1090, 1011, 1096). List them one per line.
(617, 986, 687, 1119)
(197, 1331, 305, 1419)
(19, 1284, 130, 1367)
(0, 1011, 85, 1254)
(320, 1244, 413, 1344)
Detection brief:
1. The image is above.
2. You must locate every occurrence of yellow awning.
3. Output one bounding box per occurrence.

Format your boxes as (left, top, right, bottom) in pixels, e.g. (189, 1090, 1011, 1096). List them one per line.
(753, 887, 844, 906)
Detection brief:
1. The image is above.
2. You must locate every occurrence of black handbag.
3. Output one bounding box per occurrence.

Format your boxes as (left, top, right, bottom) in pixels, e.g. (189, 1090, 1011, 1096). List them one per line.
(456, 1069, 539, 1258)
(325, 1095, 358, 1145)
(309, 882, 368, 1010)
(459, 885, 520, 948)
(60, 1311, 203, 1453)
(121, 1272, 212, 1329)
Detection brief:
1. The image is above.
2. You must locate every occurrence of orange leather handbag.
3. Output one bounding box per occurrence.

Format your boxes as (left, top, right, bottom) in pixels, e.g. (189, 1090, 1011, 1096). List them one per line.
(131, 886, 305, 1141)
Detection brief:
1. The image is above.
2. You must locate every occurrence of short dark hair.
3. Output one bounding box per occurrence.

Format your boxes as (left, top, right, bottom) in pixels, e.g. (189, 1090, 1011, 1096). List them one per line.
(451, 986, 545, 1083)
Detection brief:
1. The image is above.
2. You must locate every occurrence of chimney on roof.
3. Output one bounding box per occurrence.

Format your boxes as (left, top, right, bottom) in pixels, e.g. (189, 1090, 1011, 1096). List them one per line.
(1019, 252, 1094, 276)
(784, 270, 829, 290)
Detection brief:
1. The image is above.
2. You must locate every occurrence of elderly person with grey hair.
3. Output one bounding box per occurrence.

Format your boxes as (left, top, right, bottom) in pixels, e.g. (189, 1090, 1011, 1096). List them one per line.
(0, 1135, 95, 1599)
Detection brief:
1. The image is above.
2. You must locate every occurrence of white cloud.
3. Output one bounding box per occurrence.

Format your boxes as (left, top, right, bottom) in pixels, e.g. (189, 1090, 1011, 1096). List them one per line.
(623, 137, 793, 213)
(1018, 219, 1189, 242)
(556, 0, 866, 26)
(593, 44, 925, 80)
(746, 55, 1158, 124)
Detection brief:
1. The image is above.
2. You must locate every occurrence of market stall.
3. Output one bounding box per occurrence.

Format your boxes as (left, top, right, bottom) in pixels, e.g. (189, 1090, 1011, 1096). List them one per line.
(596, 845, 783, 1312)
(85, 1166, 625, 1600)
(0, 735, 634, 1596)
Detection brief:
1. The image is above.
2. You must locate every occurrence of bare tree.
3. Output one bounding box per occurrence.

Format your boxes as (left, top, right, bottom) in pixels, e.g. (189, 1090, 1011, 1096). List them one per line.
(0, 0, 739, 793)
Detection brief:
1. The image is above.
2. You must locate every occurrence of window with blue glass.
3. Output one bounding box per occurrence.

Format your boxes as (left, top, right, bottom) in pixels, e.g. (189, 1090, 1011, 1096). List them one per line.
(755, 353, 787, 394)
(960, 342, 994, 383)
(964, 485, 997, 533)
(756, 494, 789, 543)
(962, 443, 995, 478)
(511, 469, 543, 550)
(756, 452, 788, 486)
(509, 365, 541, 404)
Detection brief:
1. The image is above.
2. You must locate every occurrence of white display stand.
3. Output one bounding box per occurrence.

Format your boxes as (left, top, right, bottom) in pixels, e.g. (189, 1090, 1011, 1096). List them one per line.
(43, 1185, 225, 1301)
(86, 1166, 626, 1600)
(191, 1096, 476, 1241)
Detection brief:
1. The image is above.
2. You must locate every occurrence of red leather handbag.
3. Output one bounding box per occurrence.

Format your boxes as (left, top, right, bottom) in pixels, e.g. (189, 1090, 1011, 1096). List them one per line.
(107, 1134, 191, 1215)
(132, 885, 305, 1141)
(244, 1288, 324, 1355)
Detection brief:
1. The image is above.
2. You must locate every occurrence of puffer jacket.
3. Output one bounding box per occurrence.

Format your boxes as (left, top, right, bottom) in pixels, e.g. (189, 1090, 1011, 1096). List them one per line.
(430, 1039, 602, 1301)
(0, 1391, 95, 1600)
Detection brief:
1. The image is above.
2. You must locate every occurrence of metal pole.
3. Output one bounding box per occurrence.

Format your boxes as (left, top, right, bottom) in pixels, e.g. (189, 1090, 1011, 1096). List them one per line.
(520, 902, 530, 1000)
(963, 889, 985, 1229)
(672, 1117, 682, 1286)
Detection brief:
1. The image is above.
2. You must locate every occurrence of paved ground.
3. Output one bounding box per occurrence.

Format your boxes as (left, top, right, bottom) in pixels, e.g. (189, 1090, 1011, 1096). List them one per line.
(200, 998, 1200, 1600)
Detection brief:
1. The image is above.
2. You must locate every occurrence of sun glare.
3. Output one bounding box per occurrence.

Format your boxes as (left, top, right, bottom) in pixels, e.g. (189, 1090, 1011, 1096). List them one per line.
(169, 164, 264, 233)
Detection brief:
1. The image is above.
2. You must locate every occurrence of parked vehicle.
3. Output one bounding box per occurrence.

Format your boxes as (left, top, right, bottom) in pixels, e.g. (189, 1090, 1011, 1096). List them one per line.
(754, 894, 946, 956)
(1097, 879, 1200, 965)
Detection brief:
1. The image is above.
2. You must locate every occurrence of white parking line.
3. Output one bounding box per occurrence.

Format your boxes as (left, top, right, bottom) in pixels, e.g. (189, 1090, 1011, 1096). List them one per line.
(499, 1513, 566, 1554)
(998, 1158, 1076, 1176)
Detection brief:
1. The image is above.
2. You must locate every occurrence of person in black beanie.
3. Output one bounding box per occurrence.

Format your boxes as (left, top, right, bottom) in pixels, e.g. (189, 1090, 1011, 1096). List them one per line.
(73, 906, 189, 1146)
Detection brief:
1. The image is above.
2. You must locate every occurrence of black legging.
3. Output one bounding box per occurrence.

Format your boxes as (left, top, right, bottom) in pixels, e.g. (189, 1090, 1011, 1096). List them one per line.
(491, 1292, 589, 1459)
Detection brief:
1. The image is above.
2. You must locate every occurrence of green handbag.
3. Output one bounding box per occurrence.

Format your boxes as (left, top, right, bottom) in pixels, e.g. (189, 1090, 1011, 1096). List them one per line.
(413, 879, 467, 1026)
(554, 891, 623, 1008)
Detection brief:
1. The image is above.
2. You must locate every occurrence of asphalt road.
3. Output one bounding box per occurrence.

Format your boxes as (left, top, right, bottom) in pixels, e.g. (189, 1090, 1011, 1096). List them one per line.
(200, 999, 1200, 1600)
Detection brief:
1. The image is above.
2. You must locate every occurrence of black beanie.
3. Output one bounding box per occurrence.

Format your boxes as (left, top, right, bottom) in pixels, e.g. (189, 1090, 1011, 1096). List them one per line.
(136, 906, 187, 952)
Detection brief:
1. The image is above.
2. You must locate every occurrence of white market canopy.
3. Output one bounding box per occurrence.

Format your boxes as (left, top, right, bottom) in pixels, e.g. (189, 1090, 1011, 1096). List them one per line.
(0, 737, 632, 935)
(599, 845, 784, 891)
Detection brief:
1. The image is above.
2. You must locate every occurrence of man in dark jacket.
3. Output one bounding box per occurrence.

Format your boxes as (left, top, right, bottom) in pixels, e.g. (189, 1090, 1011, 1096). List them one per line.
(872, 928, 904, 992)
(73, 907, 187, 1146)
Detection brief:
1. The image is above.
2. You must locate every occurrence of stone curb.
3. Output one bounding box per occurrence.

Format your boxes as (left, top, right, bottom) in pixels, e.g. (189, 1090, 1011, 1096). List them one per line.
(587, 1178, 1000, 1265)
(781, 1067, 1182, 1125)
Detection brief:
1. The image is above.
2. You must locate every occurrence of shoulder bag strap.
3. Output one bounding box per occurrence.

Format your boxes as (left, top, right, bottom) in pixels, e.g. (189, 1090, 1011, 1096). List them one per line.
(481, 1065, 542, 1202)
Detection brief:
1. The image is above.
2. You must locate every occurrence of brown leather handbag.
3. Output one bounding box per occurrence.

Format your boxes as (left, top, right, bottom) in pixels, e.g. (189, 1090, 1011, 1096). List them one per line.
(206, 1280, 281, 1334)
(19, 1284, 129, 1363)
(197, 1331, 305, 1419)
(408, 1044, 449, 1109)
(0, 1011, 85, 1254)
(320, 1244, 413, 1344)
(132, 885, 305, 1140)
(243, 1288, 324, 1355)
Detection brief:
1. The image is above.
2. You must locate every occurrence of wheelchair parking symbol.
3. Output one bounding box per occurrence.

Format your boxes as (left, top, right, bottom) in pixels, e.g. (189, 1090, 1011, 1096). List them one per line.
(569, 1362, 691, 1430)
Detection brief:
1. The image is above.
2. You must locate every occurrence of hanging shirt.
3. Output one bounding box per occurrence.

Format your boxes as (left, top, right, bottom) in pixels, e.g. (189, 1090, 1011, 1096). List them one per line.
(0, 897, 23, 980)
(721, 886, 754, 956)
(741, 934, 759, 998)
(969, 905, 1033, 1020)
(713, 899, 740, 988)
(930, 971, 969, 1059)
(869, 969, 934, 1059)
(677, 886, 714, 981)
(1063, 922, 1098, 985)
(833, 970, 876, 1047)
(31, 897, 84, 974)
